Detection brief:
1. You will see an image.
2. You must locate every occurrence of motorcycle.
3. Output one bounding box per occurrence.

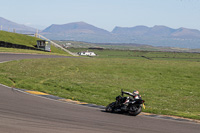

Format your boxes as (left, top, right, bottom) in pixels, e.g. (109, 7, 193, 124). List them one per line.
(105, 90, 145, 116)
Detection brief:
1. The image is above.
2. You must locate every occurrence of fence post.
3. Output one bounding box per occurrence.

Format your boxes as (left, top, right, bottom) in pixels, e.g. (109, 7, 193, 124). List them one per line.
(35, 29, 38, 38)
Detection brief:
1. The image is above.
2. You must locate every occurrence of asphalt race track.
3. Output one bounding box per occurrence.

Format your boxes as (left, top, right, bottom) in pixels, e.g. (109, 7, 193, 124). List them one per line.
(0, 53, 199, 133)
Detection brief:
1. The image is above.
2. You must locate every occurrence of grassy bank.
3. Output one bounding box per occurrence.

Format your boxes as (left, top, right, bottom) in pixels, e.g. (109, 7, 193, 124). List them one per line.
(0, 46, 71, 56)
(0, 31, 38, 48)
(0, 31, 71, 56)
(0, 57, 199, 119)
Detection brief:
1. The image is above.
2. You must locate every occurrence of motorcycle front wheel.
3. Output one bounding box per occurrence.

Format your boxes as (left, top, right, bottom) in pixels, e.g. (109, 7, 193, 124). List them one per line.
(128, 105, 142, 116)
(105, 102, 115, 112)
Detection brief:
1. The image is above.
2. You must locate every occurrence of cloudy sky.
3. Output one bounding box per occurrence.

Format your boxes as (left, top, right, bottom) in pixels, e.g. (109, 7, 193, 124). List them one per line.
(1, 0, 200, 31)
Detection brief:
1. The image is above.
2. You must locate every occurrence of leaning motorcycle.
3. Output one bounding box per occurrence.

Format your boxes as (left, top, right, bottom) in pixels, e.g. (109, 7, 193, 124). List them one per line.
(105, 90, 145, 116)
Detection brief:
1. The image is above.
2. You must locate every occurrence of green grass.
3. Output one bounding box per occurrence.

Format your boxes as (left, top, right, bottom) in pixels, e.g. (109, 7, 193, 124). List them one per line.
(0, 31, 38, 48)
(0, 57, 199, 120)
(69, 48, 200, 61)
(0, 31, 71, 56)
(0, 47, 71, 56)
(55, 40, 200, 53)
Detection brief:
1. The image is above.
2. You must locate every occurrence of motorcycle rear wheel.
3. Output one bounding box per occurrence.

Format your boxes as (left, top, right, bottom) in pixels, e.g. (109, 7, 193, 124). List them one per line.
(128, 105, 142, 116)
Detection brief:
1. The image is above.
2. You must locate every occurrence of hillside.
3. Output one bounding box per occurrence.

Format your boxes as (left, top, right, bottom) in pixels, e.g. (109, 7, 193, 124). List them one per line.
(1, 17, 200, 49)
(112, 26, 200, 48)
(112, 25, 150, 36)
(112, 25, 200, 38)
(0, 30, 38, 48)
(41, 22, 200, 49)
(0, 31, 71, 55)
(42, 22, 113, 42)
(43, 22, 110, 35)
(0, 17, 36, 34)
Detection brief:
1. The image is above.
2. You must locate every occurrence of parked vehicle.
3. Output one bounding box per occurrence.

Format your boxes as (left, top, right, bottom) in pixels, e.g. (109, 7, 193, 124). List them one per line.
(105, 90, 145, 116)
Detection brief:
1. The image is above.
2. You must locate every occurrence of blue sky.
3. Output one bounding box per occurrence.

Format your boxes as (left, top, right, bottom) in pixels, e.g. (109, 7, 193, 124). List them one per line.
(1, 0, 200, 31)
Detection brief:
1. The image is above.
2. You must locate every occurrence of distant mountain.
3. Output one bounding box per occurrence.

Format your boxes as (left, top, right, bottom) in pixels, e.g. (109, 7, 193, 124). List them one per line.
(43, 22, 110, 35)
(42, 22, 113, 42)
(112, 25, 200, 38)
(0, 17, 37, 33)
(113, 26, 200, 48)
(144, 25, 176, 36)
(1, 16, 200, 48)
(112, 25, 150, 36)
(171, 27, 200, 39)
(41, 22, 200, 48)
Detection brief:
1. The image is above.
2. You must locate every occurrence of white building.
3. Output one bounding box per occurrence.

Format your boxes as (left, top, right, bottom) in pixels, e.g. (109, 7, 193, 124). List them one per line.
(78, 50, 96, 56)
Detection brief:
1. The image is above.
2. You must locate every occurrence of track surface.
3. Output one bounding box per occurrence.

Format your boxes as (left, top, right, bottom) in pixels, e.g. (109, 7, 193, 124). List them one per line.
(0, 53, 199, 133)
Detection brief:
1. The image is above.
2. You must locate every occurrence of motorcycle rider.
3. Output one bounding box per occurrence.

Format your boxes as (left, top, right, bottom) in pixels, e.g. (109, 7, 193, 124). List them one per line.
(121, 90, 141, 109)
(122, 90, 141, 100)
(105, 89, 145, 115)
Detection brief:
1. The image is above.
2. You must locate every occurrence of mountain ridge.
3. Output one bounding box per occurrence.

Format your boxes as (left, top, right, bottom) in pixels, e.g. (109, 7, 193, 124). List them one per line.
(1, 17, 200, 48)
(42, 22, 200, 41)
(43, 22, 111, 35)
(0, 17, 37, 33)
(28, 22, 200, 48)
(112, 25, 200, 38)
